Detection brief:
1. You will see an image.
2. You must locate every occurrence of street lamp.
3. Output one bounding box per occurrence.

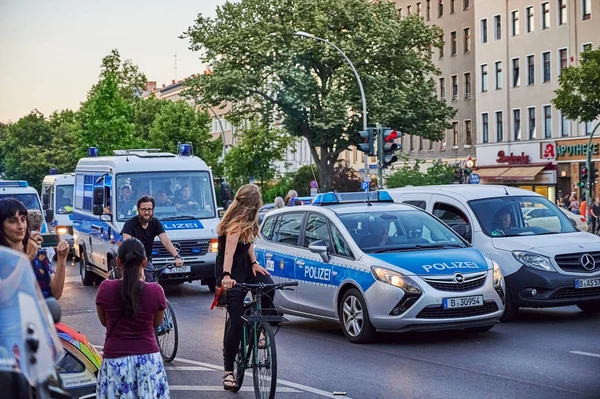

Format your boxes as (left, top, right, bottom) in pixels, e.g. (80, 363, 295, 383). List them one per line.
(294, 31, 370, 181)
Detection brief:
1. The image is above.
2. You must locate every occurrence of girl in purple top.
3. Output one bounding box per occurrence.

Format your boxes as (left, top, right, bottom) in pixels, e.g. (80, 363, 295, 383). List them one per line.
(95, 238, 170, 398)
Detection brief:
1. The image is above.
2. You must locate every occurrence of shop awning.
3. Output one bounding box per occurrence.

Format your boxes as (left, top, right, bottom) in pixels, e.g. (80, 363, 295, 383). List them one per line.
(474, 167, 509, 177)
(498, 165, 546, 180)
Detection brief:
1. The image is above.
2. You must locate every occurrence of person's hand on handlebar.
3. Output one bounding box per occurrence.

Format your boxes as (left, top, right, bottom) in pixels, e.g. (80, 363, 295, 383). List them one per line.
(174, 256, 184, 267)
(222, 275, 236, 290)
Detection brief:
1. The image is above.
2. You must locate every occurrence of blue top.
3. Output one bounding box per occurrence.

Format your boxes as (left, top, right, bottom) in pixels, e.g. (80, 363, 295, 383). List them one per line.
(31, 249, 54, 298)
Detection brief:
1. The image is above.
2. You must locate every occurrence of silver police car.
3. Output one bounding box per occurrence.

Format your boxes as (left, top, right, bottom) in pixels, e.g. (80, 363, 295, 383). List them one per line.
(254, 191, 505, 343)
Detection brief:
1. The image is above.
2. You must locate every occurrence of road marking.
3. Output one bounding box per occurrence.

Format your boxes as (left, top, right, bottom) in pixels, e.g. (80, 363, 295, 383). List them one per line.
(170, 385, 301, 392)
(570, 351, 600, 359)
(165, 366, 214, 371)
(174, 357, 354, 399)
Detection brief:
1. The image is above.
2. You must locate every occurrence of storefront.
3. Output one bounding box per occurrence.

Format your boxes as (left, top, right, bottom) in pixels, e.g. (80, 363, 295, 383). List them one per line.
(474, 142, 557, 202)
(552, 138, 600, 201)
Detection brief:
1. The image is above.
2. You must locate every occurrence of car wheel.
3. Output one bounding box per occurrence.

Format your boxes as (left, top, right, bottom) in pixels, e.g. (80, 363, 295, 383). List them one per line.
(465, 324, 495, 333)
(500, 283, 519, 322)
(80, 256, 95, 286)
(339, 288, 375, 344)
(577, 300, 600, 313)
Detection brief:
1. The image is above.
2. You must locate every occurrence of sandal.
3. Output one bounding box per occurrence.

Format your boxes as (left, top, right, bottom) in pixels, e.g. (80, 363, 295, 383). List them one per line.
(257, 333, 267, 350)
(223, 372, 236, 390)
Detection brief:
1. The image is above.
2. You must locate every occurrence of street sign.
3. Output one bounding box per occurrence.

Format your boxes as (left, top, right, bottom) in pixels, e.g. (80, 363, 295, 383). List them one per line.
(469, 173, 480, 184)
(310, 180, 319, 189)
(310, 188, 318, 197)
(361, 181, 369, 192)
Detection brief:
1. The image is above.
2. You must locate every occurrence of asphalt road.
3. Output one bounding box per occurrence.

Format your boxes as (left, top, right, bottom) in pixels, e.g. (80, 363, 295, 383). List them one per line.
(59, 264, 600, 399)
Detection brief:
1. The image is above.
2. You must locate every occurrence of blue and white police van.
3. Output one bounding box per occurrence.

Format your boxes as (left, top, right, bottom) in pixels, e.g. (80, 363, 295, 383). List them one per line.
(255, 191, 505, 343)
(72, 145, 220, 290)
(41, 172, 75, 245)
(0, 180, 49, 233)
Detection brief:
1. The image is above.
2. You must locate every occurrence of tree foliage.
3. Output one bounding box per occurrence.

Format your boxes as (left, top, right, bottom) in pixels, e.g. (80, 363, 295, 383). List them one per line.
(553, 46, 600, 124)
(182, 0, 455, 191)
(98, 49, 147, 101)
(386, 159, 455, 188)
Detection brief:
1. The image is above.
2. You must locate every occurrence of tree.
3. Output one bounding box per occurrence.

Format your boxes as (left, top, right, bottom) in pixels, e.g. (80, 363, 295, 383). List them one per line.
(386, 159, 454, 188)
(223, 122, 293, 188)
(134, 94, 168, 142)
(183, 0, 455, 191)
(553, 46, 600, 125)
(149, 100, 222, 174)
(98, 49, 147, 101)
(48, 110, 80, 174)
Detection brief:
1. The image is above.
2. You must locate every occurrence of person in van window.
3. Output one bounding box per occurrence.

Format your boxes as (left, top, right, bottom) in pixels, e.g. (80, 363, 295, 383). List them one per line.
(175, 185, 199, 210)
(0, 199, 69, 299)
(491, 210, 512, 236)
(156, 190, 173, 207)
(118, 185, 137, 218)
(95, 238, 170, 398)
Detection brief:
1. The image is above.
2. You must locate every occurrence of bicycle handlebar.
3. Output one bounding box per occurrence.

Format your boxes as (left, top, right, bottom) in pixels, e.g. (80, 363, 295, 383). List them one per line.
(235, 281, 298, 291)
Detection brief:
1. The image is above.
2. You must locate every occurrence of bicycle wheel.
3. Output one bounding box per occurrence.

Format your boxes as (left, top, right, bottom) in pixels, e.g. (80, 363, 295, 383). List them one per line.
(231, 343, 246, 392)
(252, 322, 277, 399)
(156, 301, 178, 362)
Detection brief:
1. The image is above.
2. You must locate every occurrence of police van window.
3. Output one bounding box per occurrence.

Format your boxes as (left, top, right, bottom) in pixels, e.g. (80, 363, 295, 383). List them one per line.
(273, 213, 304, 246)
(303, 214, 331, 248)
(260, 215, 278, 241)
(55, 185, 74, 214)
(433, 203, 469, 227)
(403, 200, 426, 210)
(115, 171, 216, 222)
(75, 174, 84, 210)
(331, 224, 353, 258)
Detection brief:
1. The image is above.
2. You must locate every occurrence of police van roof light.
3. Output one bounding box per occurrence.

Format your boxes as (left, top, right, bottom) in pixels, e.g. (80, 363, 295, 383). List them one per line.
(179, 143, 192, 157)
(312, 190, 393, 206)
(88, 147, 99, 157)
(49, 168, 57, 175)
(0, 180, 29, 187)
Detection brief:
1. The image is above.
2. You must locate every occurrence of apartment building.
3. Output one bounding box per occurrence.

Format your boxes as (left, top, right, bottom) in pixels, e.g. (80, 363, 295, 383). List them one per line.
(394, 0, 478, 167)
(474, 0, 599, 202)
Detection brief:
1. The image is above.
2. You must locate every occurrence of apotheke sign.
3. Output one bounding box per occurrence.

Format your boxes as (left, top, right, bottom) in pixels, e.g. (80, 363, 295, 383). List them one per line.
(556, 141, 600, 159)
(496, 151, 530, 164)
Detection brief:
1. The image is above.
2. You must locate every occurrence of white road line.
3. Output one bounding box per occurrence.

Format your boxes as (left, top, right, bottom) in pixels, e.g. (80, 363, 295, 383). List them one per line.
(165, 366, 214, 371)
(170, 385, 301, 392)
(570, 351, 600, 359)
(174, 357, 354, 399)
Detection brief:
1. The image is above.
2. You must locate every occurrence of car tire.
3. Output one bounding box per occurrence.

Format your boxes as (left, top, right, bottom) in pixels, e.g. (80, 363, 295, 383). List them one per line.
(465, 324, 495, 333)
(80, 256, 95, 286)
(500, 283, 519, 322)
(338, 288, 375, 344)
(577, 300, 600, 313)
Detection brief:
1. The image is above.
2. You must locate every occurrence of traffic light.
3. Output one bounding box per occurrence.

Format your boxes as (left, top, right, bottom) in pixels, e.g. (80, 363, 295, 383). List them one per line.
(380, 128, 401, 169)
(357, 128, 375, 156)
(454, 168, 464, 184)
(593, 167, 599, 183)
(580, 166, 589, 187)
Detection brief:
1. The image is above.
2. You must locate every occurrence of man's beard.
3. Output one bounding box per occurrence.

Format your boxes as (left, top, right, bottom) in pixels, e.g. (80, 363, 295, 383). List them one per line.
(139, 214, 152, 223)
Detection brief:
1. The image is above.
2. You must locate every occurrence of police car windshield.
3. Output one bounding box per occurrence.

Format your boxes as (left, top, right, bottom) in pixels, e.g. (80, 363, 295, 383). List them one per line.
(0, 194, 42, 212)
(55, 185, 74, 214)
(338, 209, 466, 253)
(468, 195, 577, 237)
(116, 171, 215, 221)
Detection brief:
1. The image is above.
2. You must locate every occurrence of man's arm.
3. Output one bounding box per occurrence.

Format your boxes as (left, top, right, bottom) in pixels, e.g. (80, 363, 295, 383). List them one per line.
(122, 233, 132, 240)
(158, 232, 184, 266)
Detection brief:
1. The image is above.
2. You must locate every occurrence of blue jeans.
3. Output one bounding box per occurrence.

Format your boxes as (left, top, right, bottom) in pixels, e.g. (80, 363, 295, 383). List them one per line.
(144, 261, 156, 283)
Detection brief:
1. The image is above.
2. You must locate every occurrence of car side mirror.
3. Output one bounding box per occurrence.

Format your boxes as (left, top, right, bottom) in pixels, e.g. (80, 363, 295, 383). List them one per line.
(45, 209, 54, 223)
(93, 186, 104, 207)
(92, 205, 104, 216)
(308, 240, 330, 263)
(45, 297, 61, 324)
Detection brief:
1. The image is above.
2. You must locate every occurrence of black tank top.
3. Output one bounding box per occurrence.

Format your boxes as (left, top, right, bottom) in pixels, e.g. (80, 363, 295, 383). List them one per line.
(215, 235, 252, 286)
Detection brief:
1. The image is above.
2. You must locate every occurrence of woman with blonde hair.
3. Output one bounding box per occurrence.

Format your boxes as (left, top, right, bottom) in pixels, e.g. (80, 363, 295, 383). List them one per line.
(216, 184, 273, 390)
(273, 196, 285, 209)
(283, 189, 298, 206)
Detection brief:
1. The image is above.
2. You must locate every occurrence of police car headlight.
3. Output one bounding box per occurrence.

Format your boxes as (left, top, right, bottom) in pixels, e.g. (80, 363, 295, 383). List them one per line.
(492, 261, 502, 287)
(512, 251, 556, 272)
(57, 226, 68, 235)
(370, 266, 421, 294)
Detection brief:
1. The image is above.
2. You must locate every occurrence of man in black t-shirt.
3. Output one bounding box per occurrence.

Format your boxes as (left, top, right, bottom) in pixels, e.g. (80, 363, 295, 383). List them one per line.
(121, 195, 184, 281)
(590, 197, 600, 234)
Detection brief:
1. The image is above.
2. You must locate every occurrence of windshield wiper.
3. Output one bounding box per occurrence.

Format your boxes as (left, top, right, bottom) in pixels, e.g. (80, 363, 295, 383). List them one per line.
(160, 215, 197, 220)
(370, 247, 419, 253)
(414, 243, 464, 249)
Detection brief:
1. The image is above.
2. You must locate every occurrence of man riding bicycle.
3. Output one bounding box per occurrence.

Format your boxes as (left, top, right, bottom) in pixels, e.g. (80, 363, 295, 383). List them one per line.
(121, 195, 183, 282)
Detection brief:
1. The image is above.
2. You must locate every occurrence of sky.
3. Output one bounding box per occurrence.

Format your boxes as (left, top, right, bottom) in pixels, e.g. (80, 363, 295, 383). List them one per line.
(0, 0, 232, 123)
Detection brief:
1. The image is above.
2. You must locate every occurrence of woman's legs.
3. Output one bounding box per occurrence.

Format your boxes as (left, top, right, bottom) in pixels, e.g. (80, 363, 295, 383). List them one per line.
(223, 287, 246, 372)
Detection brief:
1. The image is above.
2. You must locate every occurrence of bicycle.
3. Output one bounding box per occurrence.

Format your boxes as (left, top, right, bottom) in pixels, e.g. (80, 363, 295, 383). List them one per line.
(222, 281, 298, 399)
(108, 263, 179, 363)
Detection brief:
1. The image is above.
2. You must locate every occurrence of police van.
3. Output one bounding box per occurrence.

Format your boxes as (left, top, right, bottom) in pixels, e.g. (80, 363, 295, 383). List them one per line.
(0, 180, 49, 233)
(72, 145, 219, 290)
(41, 172, 75, 244)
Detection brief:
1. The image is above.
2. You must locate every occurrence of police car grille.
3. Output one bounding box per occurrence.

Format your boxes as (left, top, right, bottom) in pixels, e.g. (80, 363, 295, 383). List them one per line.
(424, 276, 486, 292)
(416, 301, 499, 319)
(153, 240, 210, 258)
(550, 286, 600, 300)
(554, 252, 600, 273)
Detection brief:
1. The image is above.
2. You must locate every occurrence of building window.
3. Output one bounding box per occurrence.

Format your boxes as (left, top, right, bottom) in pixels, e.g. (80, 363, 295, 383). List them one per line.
(451, 75, 458, 100)
(463, 28, 471, 52)
(410, 135, 414, 151)
(559, 48, 568, 74)
(439, 34, 444, 58)
(481, 64, 488, 92)
(495, 61, 503, 90)
(512, 58, 520, 88)
(583, 0, 592, 20)
(464, 72, 472, 98)
(463, 0, 470, 10)
(398, 7, 403, 18)
(417, 2, 422, 17)
(426, 0, 431, 20)
(439, 0, 444, 17)
(527, 6, 534, 32)
(452, 122, 458, 146)
(496, 111, 503, 142)
(513, 109, 521, 141)
(512, 10, 520, 36)
(439, 77, 446, 99)
(407, 5, 412, 15)
(494, 15, 501, 40)
(527, 55, 535, 85)
(543, 51, 551, 82)
(583, 43, 592, 52)
(528, 107, 536, 139)
(558, 0, 567, 25)
(465, 120, 472, 145)
(450, 0, 456, 14)
(481, 19, 488, 43)
(561, 112, 570, 137)
(544, 105, 552, 138)
(542, 2, 550, 29)
(451, 31, 457, 55)
(586, 120, 594, 135)
(482, 113, 489, 143)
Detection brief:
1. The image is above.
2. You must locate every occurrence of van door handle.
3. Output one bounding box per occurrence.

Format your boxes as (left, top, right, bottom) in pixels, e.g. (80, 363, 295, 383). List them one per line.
(91, 225, 103, 233)
(266, 253, 273, 259)
(296, 260, 305, 267)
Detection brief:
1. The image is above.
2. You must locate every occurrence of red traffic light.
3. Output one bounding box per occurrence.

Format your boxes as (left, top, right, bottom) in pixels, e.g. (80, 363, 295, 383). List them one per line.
(384, 130, 398, 141)
(581, 167, 588, 174)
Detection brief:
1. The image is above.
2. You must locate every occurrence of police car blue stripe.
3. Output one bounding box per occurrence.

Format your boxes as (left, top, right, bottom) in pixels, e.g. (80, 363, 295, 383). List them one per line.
(368, 248, 488, 275)
(162, 220, 204, 230)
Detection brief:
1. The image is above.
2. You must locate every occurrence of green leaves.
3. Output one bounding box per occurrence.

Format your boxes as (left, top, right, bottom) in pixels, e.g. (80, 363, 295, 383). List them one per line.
(385, 159, 454, 188)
